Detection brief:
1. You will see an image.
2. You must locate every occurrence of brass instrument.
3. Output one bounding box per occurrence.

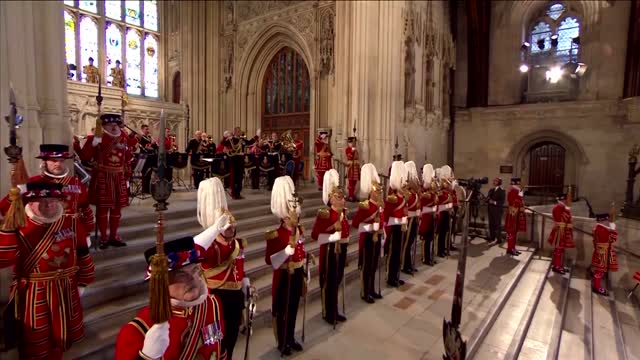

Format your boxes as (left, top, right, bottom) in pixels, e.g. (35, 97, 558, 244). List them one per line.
(169, 134, 178, 152)
(280, 130, 297, 152)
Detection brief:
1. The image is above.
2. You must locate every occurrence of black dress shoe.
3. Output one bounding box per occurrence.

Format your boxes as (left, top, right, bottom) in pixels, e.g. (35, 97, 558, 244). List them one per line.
(387, 281, 399, 287)
(289, 339, 303, 352)
(336, 314, 347, 322)
(362, 295, 375, 304)
(401, 269, 413, 275)
(412, 268, 419, 273)
(279, 346, 292, 356)
(398, 279, 405, 286)
(449, 246, 458, 251)
(323, 316, 335, 325)
(372, 292, 383, 299)
(108, 239, 127, 247)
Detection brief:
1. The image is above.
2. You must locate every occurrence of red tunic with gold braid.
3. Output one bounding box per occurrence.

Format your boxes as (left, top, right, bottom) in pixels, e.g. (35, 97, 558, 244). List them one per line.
(383, 192, 406, 229)
(345, 146, 360, 181)
(0, 174, 94, 234)
(314, 138, 332, 172)
(504, 186, 526, 233)
(0, 214, 95, 359)
(79, 132, 132, 208)
(197, 238, 246, 291)
(311, 207, 349, 276)
(265, 225, 306, 299)
(352, 199, 382, 260)
(591, 223, 618, 273)
(419, 189, 437, 236)
(548, 203, 575, 249)
(114, 295, 226, 360)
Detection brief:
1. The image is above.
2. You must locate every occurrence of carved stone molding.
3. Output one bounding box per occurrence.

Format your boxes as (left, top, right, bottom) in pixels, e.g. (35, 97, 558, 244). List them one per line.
(319, 7, 335, 76)
(290, 10, 315, 48)
(222, 36, 234, 91)
(236, 1, 305, 24)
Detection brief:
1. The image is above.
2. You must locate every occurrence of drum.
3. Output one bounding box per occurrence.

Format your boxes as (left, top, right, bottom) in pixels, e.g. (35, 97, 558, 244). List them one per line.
(168, 152, 189, 169)
(210, 154, 230, 178)
(244, 154, 256, 170)
(74, 160, 91, 185)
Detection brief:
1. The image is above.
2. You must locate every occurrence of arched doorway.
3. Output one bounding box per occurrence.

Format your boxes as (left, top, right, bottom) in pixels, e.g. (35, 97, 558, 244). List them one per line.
(528, 141, 566, 195)
(172, 71, 181, 104)
(261, 46, 311, 177)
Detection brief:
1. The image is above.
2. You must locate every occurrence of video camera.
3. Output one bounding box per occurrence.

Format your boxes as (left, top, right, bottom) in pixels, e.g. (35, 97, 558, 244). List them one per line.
(457, 177, 489, 193)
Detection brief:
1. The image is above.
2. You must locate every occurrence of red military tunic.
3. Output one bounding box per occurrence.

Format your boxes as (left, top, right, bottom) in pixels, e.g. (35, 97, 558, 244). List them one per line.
(352, 200, 382, 255)
(591, 223, 618, 273)
(419, 189, 437, 236)
(197, 238, 246, 291)
(265, 225, 306, 299)
(505, 186, 526, 234)
(311, 208, 349, 275)
(0, 173, 94, 234)
(79, 131, 132, 208)
(314, 137, 332, 172)
(383, 192, 407, 229)
(115, 296, 226, 360)
(548, 202, 575, 249)
(345, 146, 360, 182)
(293, 140, 304, 169)
(0, 213, 95, 358)
(435, 190, 452, 228)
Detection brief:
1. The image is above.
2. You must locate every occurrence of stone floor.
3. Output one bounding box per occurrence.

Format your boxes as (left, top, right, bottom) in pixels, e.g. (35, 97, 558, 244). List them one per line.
(231, 239, 535, 360)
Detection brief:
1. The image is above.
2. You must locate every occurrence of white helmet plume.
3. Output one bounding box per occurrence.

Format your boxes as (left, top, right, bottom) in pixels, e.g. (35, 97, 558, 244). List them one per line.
(405, 161, 419, 183)
(271, 176, 300, 219)
(322, 169, 340, 205)
(389, 161, 406, 191)
(441, 165, 453, 180)
(422, 164, 435, 186)
(197, 177, 228, 229)
(359, 163, 380, 199)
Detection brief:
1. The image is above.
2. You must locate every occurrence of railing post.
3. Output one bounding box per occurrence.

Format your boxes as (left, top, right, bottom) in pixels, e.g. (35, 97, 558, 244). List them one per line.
(541, 215, 545, 251)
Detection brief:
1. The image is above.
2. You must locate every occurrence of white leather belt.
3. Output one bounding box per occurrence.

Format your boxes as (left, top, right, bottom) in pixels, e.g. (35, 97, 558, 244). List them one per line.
(408, 210, 419, 218)
(421, 206, 436, 214)
(388, 217, 403, 226)
(358, 223, 379, 233)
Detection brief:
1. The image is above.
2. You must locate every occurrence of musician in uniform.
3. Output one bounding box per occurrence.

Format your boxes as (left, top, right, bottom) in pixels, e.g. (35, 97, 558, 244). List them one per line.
(186, 130, 207, 189)
(78, 113, 132, 249)
(0, 144, 94, 238)
(547, 193, 575, 273)
(401, 161, 420, 275)
(504, 177, 526, 256)
(265, 176, 306, 355)
(591, 212, 618, 296)
(221, 127, 259, 199)
(292, 132, 304, 184)
(312, 169, 349, 325)
(261, 132, 281, 190)
(419, 164, 438, 266)
(114, 237, 226, 360)
(195, 178, 250, 359)
(0, 181, 95, 359)
(136, 124, 157, 194)
(345, 136, 360, 202)
(314, 131, 333, 191)
(83, 57, 99, 84)
(110, 60, 125, 88)
(384, 161, 408, 287)
(352, 163, 384, 303)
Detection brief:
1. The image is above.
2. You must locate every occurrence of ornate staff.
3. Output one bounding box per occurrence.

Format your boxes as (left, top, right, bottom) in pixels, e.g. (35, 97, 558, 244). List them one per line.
(149, 110, 172, 323)
(442, 189, 471, 360)
(2, 86, 29, 231)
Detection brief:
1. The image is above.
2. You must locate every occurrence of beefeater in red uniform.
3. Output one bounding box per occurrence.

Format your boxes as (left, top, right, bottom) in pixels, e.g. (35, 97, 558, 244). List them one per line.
(504, 177, 526, 256)
(194, 177, 250, 359)
(345, 136, 360, 202)
(352, 163, 384, 304)
(312, 169, 350, 325)
(548, 193, 575, 273)
(419, 164, 437, 266)
(115, 236, 226, 360)
(0, 181, 95, 359)
(77, 113, 132, 249)
(384, 161, 408, 287)
(314, 131, 333, 191)
(264, 176, 306, 356)
(0, 144, 94, 238)
(591, 212, 618, 296)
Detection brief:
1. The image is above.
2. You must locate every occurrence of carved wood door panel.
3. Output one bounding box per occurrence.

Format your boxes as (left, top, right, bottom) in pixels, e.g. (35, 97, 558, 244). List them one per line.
(261, 47, 310, 177)
(528, 142, 565, 195)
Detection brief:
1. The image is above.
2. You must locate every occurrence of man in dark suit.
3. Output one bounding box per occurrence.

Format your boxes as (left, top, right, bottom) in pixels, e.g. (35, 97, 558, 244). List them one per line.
(487, 177, 506, 243)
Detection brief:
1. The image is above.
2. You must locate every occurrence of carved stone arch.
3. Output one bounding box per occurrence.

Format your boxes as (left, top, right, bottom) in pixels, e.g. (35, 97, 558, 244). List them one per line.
(506, 129, 589, 189)
(235, 22, 316, 141)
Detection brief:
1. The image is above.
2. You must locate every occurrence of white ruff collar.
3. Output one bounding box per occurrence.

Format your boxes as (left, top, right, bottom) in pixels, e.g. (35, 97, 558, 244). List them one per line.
(44, 168, 69, 179)
(103, 128, 122, 138)
(25, 203, 64, 224)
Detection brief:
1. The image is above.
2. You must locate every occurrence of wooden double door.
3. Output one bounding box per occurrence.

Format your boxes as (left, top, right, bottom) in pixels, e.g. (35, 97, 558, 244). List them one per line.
(528, 142, 566, 195)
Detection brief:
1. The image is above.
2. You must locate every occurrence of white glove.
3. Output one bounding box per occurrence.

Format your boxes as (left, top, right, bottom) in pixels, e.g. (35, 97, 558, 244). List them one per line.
(284, 245, 295, 256)
(242, 278, 251, 297)
(373, 222, 380, 231)
(610, 223, 616, 230)
(86, 235, 92, 248)
(92, 137, 102, 147)
(256, 128, 262, 137)
(16, 184, 27, 194)
(126, 181, 130, 189)
(328, 232, 342, 242)
(518, 191, 524, 197)
(194, 215, 230, 250)
(78, 286, 86, 297)
(401, 217, 408, 225)
(141, 322, 170, 359)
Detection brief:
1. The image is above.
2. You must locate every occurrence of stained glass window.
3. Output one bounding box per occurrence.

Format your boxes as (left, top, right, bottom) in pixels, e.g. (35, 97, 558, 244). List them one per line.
(144, 0, 158, 31)
(125, 0, 140, 26)
(106, 23, 123, 85)
(105, 1, 122, 20)
(79, 17, 98, 82)
(557, 17, 580, 61)
(262, 47, 310, 115)
(530, 21, 552, 53)
(546, 3, 565, 21)
(64, 11, 77, 80)
(126, 29, 142, 95)
(79, 0, 97, 13)
(144, 35, 159, 97)
(528, 3, 581, 62)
